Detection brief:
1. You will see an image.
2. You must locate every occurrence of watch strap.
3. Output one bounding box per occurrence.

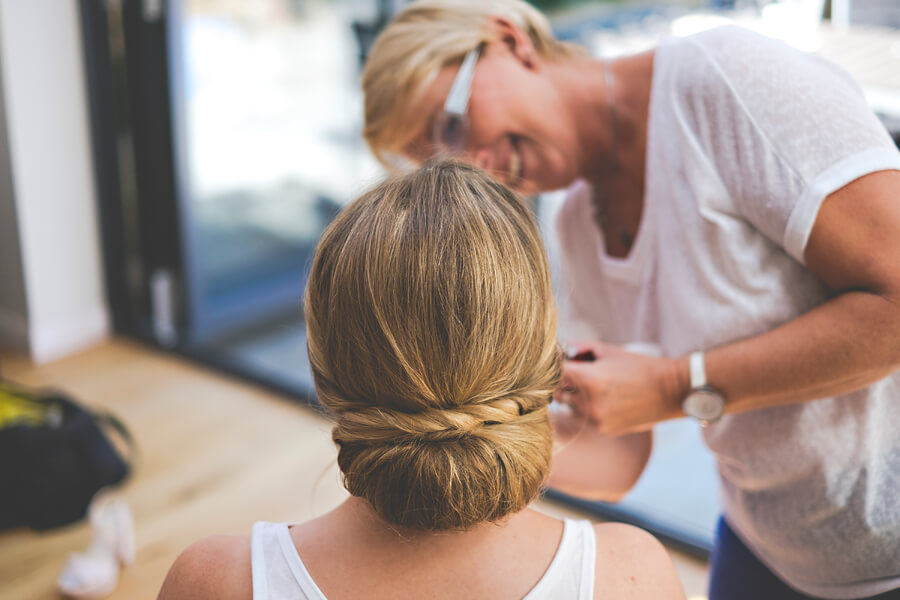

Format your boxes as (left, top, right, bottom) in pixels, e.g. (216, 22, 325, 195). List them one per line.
(689, 351, 706, 389)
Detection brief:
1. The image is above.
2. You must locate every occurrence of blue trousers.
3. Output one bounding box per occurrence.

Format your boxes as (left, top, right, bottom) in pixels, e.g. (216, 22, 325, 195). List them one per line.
(709, 517, 900, 600)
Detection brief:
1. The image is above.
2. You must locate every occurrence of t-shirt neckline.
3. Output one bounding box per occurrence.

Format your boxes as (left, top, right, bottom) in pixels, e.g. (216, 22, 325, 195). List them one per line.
(587, 40, 670, 284)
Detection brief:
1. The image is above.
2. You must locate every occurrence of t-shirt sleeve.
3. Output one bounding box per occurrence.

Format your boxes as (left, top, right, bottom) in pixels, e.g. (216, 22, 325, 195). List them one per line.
(680, 26, 900, 264)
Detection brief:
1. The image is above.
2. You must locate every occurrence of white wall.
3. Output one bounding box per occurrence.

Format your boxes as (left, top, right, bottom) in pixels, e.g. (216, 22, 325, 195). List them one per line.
(0, 0, 109, 363)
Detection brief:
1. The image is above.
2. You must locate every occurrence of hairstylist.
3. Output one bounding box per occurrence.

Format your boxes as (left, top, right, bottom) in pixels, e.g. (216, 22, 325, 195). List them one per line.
(360, 1, 900, 599)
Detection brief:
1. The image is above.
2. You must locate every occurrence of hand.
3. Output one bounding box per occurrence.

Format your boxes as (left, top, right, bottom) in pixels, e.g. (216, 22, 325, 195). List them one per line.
(554, 340, 687, 435)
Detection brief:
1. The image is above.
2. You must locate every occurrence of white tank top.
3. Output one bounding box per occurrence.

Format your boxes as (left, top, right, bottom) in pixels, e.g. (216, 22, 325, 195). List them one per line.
(251, 518, 596, 600)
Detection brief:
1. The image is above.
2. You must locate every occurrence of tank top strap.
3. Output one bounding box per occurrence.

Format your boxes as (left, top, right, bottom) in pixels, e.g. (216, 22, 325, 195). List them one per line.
(524, 518, 597, 600)
(251, 521, 327, 600)
(576, 519, 597, 600)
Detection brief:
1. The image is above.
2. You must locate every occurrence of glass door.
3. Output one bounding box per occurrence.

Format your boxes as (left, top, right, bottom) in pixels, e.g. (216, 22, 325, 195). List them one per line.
(168, 0, 381, 350)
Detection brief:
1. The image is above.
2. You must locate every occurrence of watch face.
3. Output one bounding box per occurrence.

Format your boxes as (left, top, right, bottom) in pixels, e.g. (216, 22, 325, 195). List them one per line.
(683, 388, 725, 425)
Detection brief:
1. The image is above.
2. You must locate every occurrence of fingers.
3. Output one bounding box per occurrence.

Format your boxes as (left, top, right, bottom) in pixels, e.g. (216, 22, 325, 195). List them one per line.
(555, 354, 614, 430)
(567, 392, 601, 428)
(554, 377, 599, 427)
(558, 354, 598, 405)
(560, 355, 599, 386)
(555, 341, 621, 429)
(563, 339, 627, 361)
(557, 363, 592, 415)
(564, 339, 603, 359)
(554, 386, 583, 419)
(553, 370, 578, 404)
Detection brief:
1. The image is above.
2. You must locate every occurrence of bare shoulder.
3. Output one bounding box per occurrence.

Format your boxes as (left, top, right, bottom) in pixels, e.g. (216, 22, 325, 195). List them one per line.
(157, 535, 252, 600)
(592, 523, 685, 600)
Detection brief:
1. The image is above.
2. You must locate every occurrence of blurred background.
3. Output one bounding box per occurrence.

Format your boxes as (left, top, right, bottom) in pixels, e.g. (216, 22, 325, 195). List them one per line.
(0, 0, 898, 597)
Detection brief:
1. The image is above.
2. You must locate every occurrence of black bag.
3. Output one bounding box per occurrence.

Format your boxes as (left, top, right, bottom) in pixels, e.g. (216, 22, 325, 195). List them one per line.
(0, 382, 135, 531)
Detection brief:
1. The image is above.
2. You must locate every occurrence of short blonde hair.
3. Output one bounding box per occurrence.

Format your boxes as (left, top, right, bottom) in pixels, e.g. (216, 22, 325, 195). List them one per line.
(362, 0, 583, 168)
(305, 159, 560, 531)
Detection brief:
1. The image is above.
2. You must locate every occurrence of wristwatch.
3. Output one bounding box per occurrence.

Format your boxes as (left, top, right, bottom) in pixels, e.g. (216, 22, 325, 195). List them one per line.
(683, 351, 726, 427)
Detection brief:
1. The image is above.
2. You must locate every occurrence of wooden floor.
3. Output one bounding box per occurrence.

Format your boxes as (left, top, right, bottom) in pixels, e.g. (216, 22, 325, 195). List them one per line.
(0, 339, 709, 599)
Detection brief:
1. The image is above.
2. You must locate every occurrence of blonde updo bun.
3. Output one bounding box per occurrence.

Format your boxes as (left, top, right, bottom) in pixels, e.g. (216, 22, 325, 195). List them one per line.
(305, 159, 559, 531)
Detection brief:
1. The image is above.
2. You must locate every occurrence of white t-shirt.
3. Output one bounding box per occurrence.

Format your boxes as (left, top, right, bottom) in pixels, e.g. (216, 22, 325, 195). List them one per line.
(555, 25, 900, 599)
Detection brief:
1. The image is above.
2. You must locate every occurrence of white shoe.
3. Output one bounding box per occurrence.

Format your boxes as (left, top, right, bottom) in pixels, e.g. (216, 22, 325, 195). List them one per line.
(90, 492, 135, 567)
(57, 548, 119, 598)
(57, 490, 135, 598)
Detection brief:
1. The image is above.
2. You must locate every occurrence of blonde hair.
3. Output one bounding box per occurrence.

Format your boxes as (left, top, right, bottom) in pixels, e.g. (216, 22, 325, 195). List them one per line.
(305, 159, 559, 531)
(362, 0, 583, 168)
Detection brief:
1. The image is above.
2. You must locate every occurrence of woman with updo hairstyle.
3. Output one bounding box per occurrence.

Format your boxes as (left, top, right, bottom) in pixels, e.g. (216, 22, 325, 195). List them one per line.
(307, 157, 558, 532)
(159, 160, 684, 600)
